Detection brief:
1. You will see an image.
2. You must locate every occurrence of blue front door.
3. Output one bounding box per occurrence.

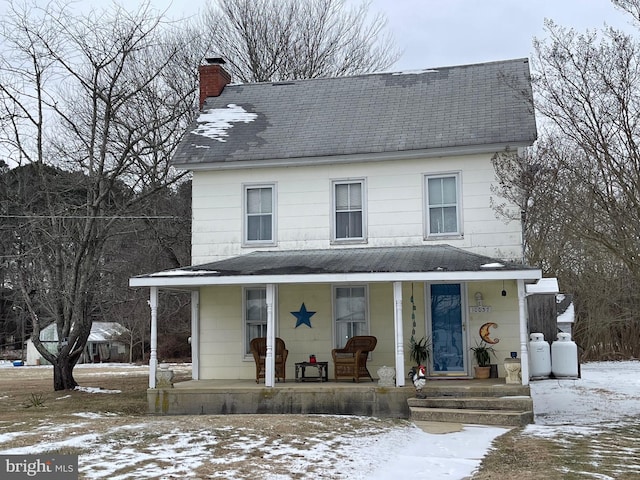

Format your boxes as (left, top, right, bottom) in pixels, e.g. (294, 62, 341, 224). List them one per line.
(429, 283, 467, 376)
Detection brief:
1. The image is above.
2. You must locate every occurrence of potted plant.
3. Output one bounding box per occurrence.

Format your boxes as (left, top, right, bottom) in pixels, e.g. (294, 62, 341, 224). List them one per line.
(408, 337, 431, 394)
(470, 340, 496, 379)
(409, 336, 431, 368)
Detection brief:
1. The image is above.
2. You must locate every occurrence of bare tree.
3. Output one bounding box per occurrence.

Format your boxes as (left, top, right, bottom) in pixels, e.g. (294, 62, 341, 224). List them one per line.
(490, 0, 640, 360)
(532, 13, 640, 282)
(0, 1, 203, 390)
(530, 10, 640, 358)
(201, 0, 400, 83)
(492, 138, 640, 358)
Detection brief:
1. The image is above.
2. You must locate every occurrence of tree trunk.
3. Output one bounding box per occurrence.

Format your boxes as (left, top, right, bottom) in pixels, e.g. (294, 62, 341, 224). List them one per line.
(53, 359, 78, 391)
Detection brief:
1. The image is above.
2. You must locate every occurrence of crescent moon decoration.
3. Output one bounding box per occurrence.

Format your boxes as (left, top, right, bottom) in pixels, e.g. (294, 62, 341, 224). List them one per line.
(479, 322, 500, 344)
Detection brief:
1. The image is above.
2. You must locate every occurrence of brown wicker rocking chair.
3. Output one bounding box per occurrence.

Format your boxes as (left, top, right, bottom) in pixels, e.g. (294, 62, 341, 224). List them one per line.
(250, 337, 288, 383)
(331, 335, 377, 382)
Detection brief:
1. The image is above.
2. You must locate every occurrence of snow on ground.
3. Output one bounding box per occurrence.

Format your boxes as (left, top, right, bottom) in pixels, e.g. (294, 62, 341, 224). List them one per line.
(357, 424, 508, 480)
(1, 361, 639, 479)
(75, 386, 122, 394)
(353, 361, 640, 479)
(527, 360, 640, 436)
(523, 361, 640, 479)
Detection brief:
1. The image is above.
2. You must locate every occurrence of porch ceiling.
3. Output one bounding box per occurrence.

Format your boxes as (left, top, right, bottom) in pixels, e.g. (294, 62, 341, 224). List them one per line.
(130, 245, 541, 288)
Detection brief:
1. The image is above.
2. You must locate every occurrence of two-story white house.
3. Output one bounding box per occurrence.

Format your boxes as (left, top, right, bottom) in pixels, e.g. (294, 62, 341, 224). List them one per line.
(131, 57, 541, 400)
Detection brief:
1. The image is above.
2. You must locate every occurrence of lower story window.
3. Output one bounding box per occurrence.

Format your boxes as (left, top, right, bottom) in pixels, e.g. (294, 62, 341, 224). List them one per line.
(244, 287, 267, 355)
(334, 285, 368, 349)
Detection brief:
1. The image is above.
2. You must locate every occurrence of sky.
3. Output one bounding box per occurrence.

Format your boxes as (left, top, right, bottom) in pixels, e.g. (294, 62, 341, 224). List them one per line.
(370, 0, 635, 70)
(0, 0, 634, 71)
(1, 360, 639, 478)
(146, 0, 636, 71)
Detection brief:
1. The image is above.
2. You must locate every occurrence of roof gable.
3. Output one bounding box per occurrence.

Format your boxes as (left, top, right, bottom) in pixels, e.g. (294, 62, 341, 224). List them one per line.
(174, 58, 537, 168)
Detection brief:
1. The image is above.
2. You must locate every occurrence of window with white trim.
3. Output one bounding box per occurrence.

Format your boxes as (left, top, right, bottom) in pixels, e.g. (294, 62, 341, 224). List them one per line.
(334, 285, 368, 349)
(244, 287, 267, 356)
(332, 180, 365, 241)
(425, 174, 461, 236)
(244, 184, 275, 245)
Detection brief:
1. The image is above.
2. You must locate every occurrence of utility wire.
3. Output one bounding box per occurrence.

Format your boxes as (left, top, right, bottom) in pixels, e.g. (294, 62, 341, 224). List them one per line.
(0, 215, 182, 219)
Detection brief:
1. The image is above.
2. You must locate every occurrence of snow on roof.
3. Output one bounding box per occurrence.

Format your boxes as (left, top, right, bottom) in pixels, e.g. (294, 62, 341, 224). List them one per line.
(191, 104, 257, 142)
(557, 301, 575, 324)
(526, 277, 559, 294)
(88, 322, 127, 342)
(391, 68, 439, 75)
(149, 269, 219, 277)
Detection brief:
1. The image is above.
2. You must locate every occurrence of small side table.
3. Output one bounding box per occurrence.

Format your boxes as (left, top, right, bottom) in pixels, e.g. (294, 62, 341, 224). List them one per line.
(295, 361, 329, 382)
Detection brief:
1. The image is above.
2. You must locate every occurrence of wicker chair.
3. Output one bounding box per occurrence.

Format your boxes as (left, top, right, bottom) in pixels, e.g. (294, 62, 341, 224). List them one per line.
(250, 337, 288, 383)
(331, 335, 377, 382)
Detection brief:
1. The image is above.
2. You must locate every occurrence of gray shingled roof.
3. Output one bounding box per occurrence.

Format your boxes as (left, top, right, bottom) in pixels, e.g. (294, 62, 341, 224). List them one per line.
(177, 245, 535, 277)
(173, 58, 537, 167)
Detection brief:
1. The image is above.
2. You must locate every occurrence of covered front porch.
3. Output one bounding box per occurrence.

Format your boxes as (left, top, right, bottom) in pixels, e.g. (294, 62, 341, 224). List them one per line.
(131, 245, 543, 417)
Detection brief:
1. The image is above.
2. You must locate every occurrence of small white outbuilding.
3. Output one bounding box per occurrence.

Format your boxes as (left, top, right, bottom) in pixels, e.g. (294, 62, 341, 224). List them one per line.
(25, 321, 129, 365)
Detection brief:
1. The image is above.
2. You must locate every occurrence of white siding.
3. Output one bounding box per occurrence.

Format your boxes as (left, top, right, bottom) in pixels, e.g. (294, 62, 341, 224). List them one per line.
(191, 153, 522, 264)
(199, 286, 251, 380)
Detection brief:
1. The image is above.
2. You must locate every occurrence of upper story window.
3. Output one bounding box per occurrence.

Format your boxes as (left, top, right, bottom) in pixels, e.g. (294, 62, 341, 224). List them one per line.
(244, 184, 276, 245)
(425, 173, 461, 236)
(332, 179, 366, 242)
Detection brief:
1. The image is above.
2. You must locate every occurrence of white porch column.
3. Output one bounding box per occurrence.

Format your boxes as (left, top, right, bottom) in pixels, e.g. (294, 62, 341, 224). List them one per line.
(393, 282, 405, 387)
(265, 284, 276, 387)
(191, 290, 200, 380)
(149, 286, 159, 389)
(517, 279, 530, 385)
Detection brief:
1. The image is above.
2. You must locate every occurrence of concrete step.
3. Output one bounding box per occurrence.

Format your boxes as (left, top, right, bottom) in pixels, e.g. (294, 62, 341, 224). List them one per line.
(408, 395, 533, 411)
(420, 382, 530, 398)
(410, 406, 534, 427)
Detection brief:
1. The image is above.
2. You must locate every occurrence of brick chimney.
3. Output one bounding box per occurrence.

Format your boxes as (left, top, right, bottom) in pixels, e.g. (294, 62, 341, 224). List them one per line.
(198, 57, 231, 110)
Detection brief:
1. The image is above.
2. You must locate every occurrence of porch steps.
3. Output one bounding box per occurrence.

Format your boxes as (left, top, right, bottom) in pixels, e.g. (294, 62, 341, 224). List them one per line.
(411, 396, 533, 411)
(407, 382, 534, 427)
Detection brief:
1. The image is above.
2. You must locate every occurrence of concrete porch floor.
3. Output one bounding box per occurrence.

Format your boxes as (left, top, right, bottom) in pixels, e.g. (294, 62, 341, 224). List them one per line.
(148, 377, 530, 418)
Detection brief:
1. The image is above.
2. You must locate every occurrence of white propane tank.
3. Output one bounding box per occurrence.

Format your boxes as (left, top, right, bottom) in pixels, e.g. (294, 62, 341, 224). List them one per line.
(551, 332, 579, 378)
(529, 333, 551, 379)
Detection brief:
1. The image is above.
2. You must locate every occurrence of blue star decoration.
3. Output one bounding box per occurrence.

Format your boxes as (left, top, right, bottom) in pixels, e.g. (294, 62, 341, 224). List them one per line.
(291, 303, 316, 328)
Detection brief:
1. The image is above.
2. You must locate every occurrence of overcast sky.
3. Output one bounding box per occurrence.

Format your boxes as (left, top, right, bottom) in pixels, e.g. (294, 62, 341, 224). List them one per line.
(150, 0, 636, 71)
(371, 0, 634, 70)
(0, 0, 635, 71)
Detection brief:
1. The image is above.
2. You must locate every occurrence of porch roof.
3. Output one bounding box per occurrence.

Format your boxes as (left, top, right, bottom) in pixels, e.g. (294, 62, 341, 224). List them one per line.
(130, 245, 541, 288)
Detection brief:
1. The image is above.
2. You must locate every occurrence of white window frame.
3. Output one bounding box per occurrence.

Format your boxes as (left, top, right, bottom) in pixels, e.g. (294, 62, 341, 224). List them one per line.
(242, 286, 278, 359)
(243, 183, 277, 246)
(332, 284, 369, 349)
(424, 172, 463, 238)
(331, 179, 367, 243)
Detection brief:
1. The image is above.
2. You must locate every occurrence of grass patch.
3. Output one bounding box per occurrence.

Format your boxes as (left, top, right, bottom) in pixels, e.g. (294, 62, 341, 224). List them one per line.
(473, 423, 640, 479)
(48, 447, 86, 456)
(548, 424, 640, 478)
(24, 393, 46, 408)
(473, 428, 563, 479)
